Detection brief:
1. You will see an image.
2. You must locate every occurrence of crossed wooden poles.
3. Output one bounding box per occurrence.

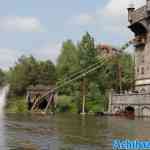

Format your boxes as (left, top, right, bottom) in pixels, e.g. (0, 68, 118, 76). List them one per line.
(29, 39, 133, 114)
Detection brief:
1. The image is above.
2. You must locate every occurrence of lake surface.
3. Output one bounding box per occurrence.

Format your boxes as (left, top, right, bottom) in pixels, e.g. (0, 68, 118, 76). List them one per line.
(1, 113, 150, 150)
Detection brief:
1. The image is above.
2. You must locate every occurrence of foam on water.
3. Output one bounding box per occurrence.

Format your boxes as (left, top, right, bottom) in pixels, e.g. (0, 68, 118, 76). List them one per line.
(0, 85, 9, 149)
(0, 85, 9, 115)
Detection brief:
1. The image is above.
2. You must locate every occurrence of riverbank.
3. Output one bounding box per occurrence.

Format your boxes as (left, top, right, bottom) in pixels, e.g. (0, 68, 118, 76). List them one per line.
(6, 95, 105, 114)
(5, 96, 28, 113)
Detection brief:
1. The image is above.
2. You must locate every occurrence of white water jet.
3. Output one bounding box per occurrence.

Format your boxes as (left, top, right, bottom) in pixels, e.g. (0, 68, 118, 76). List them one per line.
(0, 85, 9, 115)
(0, 85, 9, 149)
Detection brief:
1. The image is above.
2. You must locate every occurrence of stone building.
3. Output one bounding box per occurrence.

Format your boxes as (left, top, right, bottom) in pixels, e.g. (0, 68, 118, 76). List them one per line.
(109, 0, 150, 117)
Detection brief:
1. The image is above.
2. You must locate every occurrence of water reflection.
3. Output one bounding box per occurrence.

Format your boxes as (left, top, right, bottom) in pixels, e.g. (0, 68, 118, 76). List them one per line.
(0, 116, 6, 149)
(1, 114, 150, 150)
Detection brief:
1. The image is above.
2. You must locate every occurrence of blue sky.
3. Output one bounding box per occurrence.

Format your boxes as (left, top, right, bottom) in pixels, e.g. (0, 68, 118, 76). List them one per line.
(0, 0, 145, 69)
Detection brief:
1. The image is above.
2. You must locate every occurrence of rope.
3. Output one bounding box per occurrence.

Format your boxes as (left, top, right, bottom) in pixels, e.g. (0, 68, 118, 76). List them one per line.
(37, 57, 107, 98)
(31, 39, 134, 112)
(56, 56, 104, 85)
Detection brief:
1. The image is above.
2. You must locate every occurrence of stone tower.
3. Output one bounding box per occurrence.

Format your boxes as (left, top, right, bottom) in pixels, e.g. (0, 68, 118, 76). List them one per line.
(128, 0, 150, 93)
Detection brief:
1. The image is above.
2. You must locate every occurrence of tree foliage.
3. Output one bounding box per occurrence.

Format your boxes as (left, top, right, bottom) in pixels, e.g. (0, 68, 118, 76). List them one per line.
(0, 69, 6, 86)
(56, 32, 134, 112)
(57, 40, 79, 78)
(6, 32, 134, 113)
(8, 55, 57, 96)
(78, 32, 97, 69)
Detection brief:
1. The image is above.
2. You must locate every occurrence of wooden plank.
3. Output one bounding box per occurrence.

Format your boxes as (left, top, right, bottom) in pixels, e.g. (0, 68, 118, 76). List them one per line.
(44, 94, 54, 113)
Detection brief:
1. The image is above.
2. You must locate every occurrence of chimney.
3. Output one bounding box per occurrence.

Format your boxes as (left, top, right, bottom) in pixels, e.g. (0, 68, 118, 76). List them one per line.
(147, 0, 150, 12)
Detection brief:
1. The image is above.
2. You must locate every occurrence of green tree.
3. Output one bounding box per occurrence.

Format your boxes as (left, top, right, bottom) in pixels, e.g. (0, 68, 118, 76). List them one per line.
(96, 52, 134, 92)
(9, 55, 56, 96)
(119, 53, 134, 91)
(0, 69, 6, 86)
(56, 40, 79, 95)
(78, 32, 97, 69)
(57, 40, 79, 78)
(77, 32, 98, 113)
(37, 60, 57, 85)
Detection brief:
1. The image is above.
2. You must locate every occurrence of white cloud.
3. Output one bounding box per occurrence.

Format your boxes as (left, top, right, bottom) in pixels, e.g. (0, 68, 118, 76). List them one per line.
(69, 0, 145, 44)
(71, 0, 145, 26)
(0, 48, 24, 70)
(98, 0, 145, 41)
(102, 0, 145, 17)
(29, 42, 61, 63)
(0, 42, 61, 70)
(69, 13, 95, 26)
(0, 16, 44, 32)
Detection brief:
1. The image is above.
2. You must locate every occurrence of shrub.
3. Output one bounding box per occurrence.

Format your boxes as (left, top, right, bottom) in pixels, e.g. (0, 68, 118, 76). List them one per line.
(6, 97, 28, 113)
(56, 95, 77, 113)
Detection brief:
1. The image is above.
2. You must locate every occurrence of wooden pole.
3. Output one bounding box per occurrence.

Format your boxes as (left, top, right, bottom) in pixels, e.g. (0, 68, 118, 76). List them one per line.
(44, 94, 53, 113)
(117, 54, 122, 93)
(81, 77, 86, 115)
(132, 54, 135, 91)
(118, 63, 122, 93)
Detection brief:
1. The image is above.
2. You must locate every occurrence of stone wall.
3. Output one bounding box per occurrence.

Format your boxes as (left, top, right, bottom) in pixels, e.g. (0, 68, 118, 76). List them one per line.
(131, 6, 146, 24)
(109, 93, 150, 117)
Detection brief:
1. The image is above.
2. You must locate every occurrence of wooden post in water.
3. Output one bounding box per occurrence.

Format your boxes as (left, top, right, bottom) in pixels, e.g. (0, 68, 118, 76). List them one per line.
(116, 54, 122, 93)
(44, 93, 54, 114)
(118, 62, 122, 93)
(81, 76, 86, 115)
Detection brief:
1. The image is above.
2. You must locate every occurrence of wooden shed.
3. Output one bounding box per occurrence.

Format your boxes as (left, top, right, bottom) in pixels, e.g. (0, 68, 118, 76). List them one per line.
(26, 84, 56, 113)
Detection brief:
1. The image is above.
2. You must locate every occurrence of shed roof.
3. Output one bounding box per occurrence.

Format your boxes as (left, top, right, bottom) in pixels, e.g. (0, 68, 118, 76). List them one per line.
(27, 84, 54, 92)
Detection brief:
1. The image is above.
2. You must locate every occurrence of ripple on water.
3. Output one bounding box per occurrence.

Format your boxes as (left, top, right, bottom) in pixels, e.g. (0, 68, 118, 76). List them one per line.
(2, 114, 150, 150)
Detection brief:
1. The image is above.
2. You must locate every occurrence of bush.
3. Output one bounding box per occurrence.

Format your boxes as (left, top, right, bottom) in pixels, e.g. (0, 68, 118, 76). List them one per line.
(86, 95, 106, 113)
(56, 95, 77, 113)
(6, 97, 28, 113)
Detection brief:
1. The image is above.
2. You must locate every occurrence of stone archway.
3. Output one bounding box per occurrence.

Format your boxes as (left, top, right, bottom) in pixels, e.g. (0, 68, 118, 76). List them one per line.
(141, 88, 146, 93)
(142, 107, 150, 117)
(125, 106, 135, 117)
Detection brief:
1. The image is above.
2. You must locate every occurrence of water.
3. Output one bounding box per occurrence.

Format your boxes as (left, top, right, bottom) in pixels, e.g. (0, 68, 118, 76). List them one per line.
(0, 87, 150, 149)
(0, 114, 150, 150)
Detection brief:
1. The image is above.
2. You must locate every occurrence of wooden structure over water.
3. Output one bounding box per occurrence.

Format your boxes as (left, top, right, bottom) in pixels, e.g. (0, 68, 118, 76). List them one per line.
(26, 85, 56, 113)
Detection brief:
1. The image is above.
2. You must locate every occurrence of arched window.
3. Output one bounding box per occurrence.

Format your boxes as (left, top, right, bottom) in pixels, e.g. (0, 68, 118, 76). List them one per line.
(141, 67, 144, 75)
(141, 88, 146, 93)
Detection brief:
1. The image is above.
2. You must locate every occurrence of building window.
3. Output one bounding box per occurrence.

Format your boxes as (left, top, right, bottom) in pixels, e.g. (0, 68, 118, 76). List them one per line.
(142, 56, 144, 63)
(137, 68, 139, 73)
(141, 67, 144, 75)
(141, 88, 146, 93)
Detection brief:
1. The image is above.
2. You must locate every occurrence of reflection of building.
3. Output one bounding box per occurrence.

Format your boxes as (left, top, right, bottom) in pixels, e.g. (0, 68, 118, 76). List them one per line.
(109, 0, 150, 117)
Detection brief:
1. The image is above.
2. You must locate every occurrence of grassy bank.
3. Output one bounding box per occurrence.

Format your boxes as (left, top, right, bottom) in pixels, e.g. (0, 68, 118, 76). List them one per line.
(5, 95, 106, 114)
(56, 95, 105, 113)
(5, 96, 28, 113)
